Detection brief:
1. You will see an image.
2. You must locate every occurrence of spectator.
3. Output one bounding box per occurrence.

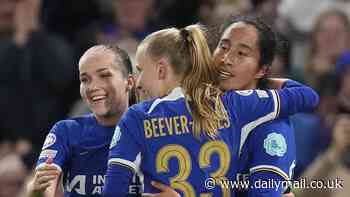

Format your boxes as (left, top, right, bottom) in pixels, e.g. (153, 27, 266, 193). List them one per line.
(305, 9, 350, 89)
(0, 153, 29, 197)
(291, 75, 336, 177)
(296, 114, 350, 197)
(336, 51, 350, 113)
(97, 0, 155, 62)
(278, 0, 350, 67)
(0, 0, 77, 150)
(250, 0, 281, 28)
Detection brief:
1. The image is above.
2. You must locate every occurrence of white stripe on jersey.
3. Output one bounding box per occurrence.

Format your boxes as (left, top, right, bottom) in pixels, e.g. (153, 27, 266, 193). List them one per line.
(239, 90, 280, 156)
(108, 158, 138, 172)
(147, 87, 185, 114)
(133, 153, 144, 184)
(250, 165, 290, 180)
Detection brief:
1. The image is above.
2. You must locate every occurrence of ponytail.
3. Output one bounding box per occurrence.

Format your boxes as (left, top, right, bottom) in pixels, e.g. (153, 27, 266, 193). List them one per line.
(139, 24, 228, 138)
(181, 25, 228, 138)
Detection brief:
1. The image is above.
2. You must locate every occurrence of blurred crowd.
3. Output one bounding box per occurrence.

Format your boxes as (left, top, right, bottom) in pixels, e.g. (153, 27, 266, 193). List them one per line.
(0, 0, 349, 196)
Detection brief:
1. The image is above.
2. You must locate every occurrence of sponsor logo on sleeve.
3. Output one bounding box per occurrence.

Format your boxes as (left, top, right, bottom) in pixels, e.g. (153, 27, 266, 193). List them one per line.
(110, 126, 122, 149)
(256, 90, 269, 98)
(263, 132, 287, 157)
(42, 133, 57, 149)
(39, 149, 58, 159)
(236, 90, 254, 96)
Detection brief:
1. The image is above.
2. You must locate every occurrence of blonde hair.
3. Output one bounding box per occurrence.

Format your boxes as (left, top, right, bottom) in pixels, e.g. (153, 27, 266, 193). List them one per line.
(139, 24, 228, 138)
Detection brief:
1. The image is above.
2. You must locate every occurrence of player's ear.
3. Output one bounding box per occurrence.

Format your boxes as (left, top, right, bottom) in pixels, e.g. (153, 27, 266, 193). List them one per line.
(156, 57, 168, 80)
(126, 74, 135, 92)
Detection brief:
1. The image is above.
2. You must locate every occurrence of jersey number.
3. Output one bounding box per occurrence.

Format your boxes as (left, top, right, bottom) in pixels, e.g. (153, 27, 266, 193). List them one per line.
(156, 141, 231, 197)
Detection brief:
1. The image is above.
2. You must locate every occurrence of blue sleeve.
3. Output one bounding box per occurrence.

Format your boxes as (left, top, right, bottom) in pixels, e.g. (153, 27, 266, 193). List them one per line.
(224, 80, 319, 127)
(248, 120, 296, 180)
(281, 79, 304, 88)
(224, 89, 279, 127)
(36, 121, 70, 171)
(248, 171, 285, 197)
(103, 164, 134, 197)
(277, 81, 319, 118)
(104, 108, 144, 195)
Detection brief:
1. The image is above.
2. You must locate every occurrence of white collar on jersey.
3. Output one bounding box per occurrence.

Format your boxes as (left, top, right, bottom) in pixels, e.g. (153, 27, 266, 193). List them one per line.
(147, 87, 185, 114)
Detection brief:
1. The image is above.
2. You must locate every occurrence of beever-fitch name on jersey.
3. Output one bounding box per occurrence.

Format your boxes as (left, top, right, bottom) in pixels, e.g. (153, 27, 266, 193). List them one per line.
(143, 115, 230, 138)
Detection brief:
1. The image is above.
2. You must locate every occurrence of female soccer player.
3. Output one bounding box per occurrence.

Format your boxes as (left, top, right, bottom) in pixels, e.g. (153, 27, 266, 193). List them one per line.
(147, 15, 297, 197)
(27, 44, 139, 197)
(103, 24, 318, 197)
(214, 15, 296, 197)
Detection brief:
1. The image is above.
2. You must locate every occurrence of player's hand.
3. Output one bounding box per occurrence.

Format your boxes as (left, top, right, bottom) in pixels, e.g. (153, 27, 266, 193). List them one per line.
(27, 162, 60, 194)
(142, 181, 180, 197)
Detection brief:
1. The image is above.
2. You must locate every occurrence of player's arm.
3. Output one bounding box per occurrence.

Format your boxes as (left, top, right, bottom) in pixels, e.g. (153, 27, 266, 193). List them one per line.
(103, 164, 135, 197)
(266, 78, 302, 89)
(103, 109, 144, 197)
(227, 79, 319, 126)
(276, 79, 319, 117)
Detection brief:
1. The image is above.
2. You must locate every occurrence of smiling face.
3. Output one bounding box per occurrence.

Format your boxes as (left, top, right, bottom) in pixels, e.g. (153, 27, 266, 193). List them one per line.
(79, 47, 129, 122)
(213, 22, 265, 91)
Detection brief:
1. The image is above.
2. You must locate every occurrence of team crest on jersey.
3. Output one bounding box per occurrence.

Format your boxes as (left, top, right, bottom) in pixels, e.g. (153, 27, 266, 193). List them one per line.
(43, 133, 56, 149)
(263, 132, 287, 157)
(236, 90, 254, 96)
(110, 126, 122, 149)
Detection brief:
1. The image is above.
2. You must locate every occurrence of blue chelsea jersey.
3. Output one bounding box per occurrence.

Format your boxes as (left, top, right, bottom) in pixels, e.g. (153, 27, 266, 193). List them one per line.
(105, 84, 318, 197)
(36, 114, 142, 197)
(109, 88, 237, 196)
(237, 118, 296, 197)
